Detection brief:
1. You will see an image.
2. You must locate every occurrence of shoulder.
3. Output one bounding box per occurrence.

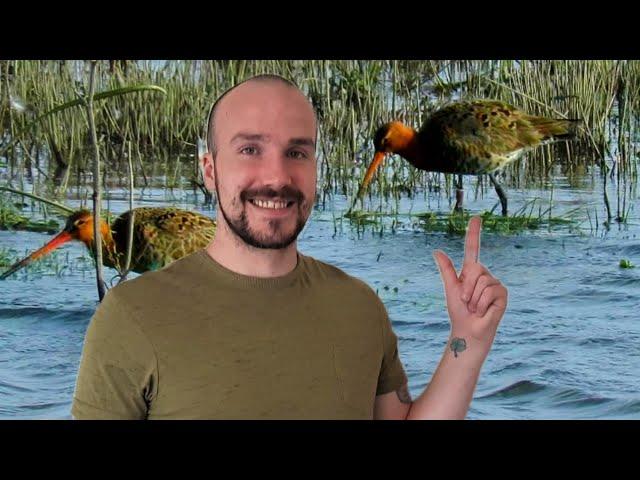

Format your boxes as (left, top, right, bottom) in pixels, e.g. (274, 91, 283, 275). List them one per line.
(97, 250, 205, 330)
(300, 253, 362, 283)
(108, 250, 203, 299)
(298, 253, 384, 306)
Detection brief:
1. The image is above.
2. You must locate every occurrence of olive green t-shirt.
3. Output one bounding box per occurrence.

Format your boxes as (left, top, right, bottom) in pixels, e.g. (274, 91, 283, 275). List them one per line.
(71, 250, 407, 419)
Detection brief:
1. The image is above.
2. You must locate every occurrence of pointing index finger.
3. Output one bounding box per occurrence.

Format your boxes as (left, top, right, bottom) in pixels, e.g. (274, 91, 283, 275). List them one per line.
(463, 216, 482, 266)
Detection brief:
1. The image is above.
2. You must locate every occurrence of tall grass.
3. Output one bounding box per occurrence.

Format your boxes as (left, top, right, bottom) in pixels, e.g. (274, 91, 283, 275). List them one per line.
(0, 60, 637, 230)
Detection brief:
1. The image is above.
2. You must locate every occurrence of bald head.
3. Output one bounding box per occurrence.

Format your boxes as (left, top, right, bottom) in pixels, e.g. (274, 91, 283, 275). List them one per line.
(206, 74, 317, 155)
(200, 74, 319, 253)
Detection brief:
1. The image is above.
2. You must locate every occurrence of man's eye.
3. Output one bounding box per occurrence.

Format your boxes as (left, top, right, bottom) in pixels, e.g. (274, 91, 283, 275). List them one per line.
(240, 146, 258, 155)
(288, 150, 307, 159)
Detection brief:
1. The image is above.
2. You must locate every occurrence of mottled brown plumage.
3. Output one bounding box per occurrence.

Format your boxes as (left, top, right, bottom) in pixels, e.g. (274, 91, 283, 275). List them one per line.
(358, 99, 580, 215)
(0, 207, 216, 279)
(108, 207, 217, 272)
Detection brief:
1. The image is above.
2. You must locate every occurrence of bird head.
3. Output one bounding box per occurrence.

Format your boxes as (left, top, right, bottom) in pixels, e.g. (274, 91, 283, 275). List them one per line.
(62, 210, 112, 247)
(0, 210, 111, 280)
(357, 121, 416, 199)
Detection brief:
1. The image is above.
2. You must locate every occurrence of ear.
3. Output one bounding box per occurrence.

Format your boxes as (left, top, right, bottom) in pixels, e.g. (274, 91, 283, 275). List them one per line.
(201, 152, 216, 191)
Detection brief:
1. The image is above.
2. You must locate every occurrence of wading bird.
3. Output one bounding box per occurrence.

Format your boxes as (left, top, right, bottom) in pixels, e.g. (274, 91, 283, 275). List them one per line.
(0, 207, 216, 279)
(356, 99, 580, 216)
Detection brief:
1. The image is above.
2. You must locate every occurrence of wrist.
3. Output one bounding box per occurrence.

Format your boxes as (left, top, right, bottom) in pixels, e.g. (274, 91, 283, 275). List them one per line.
(448, 332, 492, 360)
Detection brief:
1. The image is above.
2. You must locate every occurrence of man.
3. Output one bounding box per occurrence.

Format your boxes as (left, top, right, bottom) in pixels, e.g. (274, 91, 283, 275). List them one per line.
(71, 74, 508, 419)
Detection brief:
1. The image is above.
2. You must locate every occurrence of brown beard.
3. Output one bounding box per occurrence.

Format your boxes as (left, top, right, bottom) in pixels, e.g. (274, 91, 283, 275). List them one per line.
(214, 169, 311, 250)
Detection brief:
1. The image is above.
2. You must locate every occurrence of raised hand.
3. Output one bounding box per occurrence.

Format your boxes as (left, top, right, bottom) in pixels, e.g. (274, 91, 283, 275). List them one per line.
(432, 216, 508, 352)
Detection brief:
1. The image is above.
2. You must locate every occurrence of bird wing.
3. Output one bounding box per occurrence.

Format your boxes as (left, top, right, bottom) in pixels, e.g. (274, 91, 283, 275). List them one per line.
(151, 209, 216, 238)
(112, 208, 216, 272)
(425, 100, 544, 157)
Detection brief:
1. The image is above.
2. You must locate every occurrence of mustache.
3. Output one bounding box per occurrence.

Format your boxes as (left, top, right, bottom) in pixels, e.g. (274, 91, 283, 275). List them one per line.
(240, 186, 304, 203)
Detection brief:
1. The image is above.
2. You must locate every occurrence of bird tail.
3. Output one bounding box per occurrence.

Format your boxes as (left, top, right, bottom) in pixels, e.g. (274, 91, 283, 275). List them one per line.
(532, 117, 582, 140)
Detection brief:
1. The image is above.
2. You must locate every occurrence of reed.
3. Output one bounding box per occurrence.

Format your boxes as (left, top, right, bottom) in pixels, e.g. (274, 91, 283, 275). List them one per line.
(0, 60, 637, 234)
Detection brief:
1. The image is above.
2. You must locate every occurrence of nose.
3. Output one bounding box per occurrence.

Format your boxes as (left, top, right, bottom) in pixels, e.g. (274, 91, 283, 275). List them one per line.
(259, 150, 294, 190)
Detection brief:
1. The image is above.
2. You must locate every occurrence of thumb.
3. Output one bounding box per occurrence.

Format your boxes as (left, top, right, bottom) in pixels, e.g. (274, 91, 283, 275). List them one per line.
(433, 249, 458, 291)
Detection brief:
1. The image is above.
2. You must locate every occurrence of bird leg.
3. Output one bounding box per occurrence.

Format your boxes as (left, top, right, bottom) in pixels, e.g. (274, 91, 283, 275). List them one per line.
(454, 174, 464, 213)
(488, 173, 508, 216)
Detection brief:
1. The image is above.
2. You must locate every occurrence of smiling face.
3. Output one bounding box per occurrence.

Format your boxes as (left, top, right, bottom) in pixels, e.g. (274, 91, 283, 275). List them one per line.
(202, 79, 318, 250)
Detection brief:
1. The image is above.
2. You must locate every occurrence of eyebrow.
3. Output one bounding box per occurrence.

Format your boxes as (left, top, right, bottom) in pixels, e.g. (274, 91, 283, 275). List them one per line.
(229, 132, 315, 148)
(230, 133, 269, 144)
(289, 137, 315, 148)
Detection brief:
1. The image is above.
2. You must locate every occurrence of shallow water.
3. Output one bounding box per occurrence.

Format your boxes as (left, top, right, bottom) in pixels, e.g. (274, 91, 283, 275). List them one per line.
(1, 168, 639, 419)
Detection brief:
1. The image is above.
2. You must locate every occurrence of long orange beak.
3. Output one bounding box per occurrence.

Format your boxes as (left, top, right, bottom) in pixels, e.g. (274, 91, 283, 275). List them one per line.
(0, 230, 73, 280)
(356, 151, 386, 199)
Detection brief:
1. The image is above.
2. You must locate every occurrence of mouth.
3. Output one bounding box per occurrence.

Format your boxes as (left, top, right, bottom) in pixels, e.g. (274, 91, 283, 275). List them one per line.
(247, 198, 296, 210)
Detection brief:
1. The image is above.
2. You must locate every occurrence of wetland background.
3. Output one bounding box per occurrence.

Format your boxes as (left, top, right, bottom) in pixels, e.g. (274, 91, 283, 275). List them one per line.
(1, 60, 638, 419)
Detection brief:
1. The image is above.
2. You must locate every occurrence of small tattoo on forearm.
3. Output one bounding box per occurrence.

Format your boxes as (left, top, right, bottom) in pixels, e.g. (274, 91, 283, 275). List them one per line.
(450, 337, 467, 358)
(396, 382, 412, 404)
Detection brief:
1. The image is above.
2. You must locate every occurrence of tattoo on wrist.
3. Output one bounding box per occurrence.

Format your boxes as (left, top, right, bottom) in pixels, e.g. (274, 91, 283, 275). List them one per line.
(450, 337, 467, 358)
(396, 382, 412, 404)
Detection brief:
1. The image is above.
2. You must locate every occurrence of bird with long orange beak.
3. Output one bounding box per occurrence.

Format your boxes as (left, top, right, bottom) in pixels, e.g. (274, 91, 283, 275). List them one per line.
(355, 99, 580, 216)
(0, 207, 216, 279)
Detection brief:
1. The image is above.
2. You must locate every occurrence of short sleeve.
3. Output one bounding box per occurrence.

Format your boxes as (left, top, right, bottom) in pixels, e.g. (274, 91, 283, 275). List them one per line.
(71, 288, 158, 419)
(376, 300, 408, 395)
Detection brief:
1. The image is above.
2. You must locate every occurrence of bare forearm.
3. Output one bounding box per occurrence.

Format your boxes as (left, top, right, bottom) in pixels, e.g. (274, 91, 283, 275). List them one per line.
(398, 217, 506, 420)
(406, 335, 490, 420)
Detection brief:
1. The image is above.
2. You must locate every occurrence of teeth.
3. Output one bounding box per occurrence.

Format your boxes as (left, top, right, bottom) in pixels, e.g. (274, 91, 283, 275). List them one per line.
(253, 199, 288, 209)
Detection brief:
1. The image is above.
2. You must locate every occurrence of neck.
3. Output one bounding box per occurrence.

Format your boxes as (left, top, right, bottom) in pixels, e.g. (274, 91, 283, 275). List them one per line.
(85, 229, 120, 270)
(205, 221, 298, 278)
(394, 125, 424, 167)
